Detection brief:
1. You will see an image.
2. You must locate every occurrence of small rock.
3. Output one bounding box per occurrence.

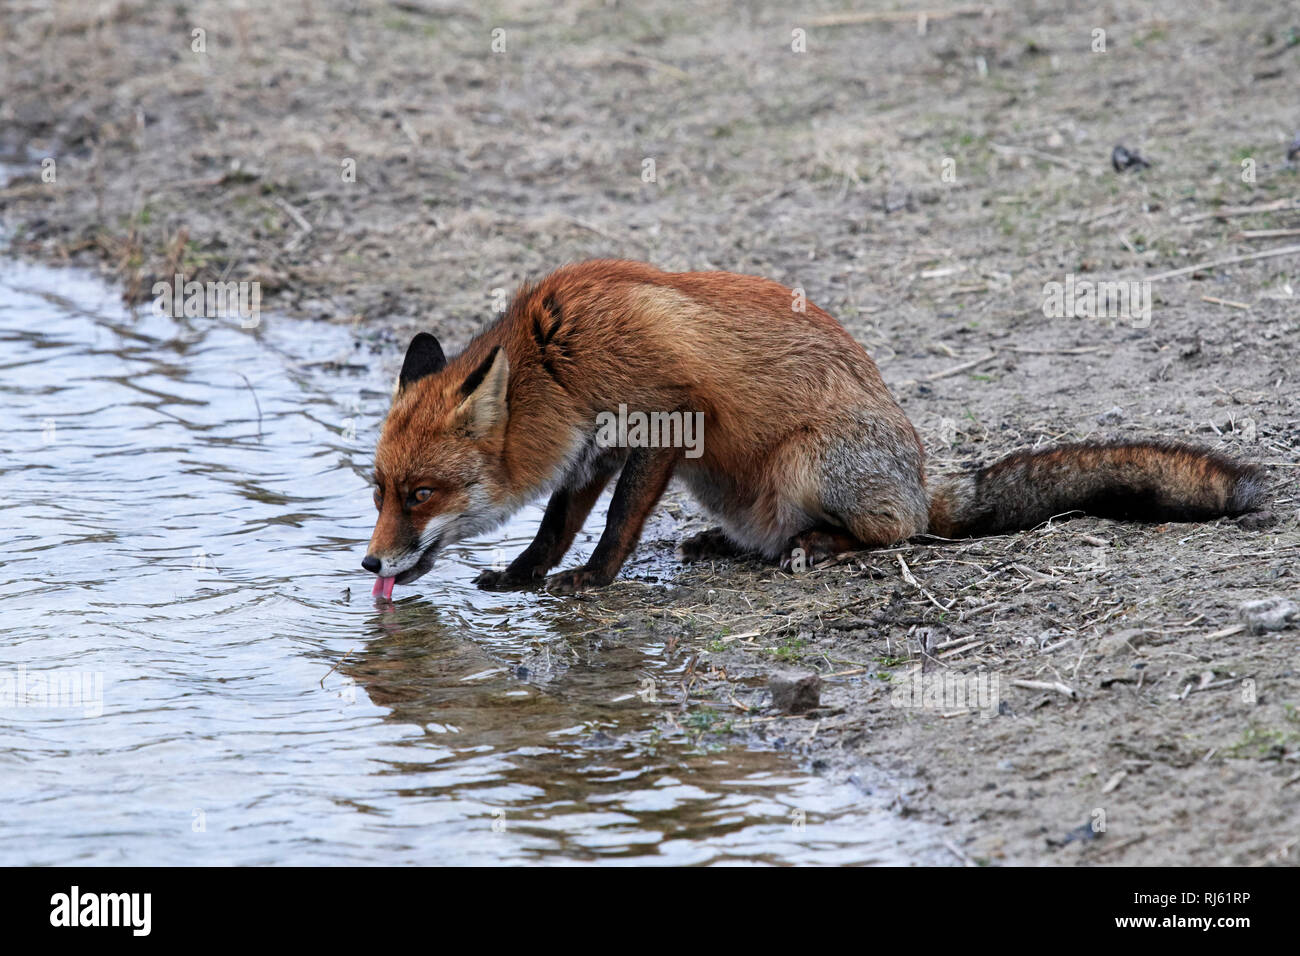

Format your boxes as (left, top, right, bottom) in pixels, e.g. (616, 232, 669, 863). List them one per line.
(1097, 628, 1149, 656)
(1097, 406, 1124, 425)
(768, 671, 822, 714)
(1234, 511, 1276, 531)
(1047, 821, 1103, 848)
(1112, 144, 1151, 172)
(1238, 597, 1299, 634)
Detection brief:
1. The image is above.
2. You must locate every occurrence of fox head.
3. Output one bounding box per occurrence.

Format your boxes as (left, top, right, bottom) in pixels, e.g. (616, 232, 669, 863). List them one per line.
(362, 332, 512, 589)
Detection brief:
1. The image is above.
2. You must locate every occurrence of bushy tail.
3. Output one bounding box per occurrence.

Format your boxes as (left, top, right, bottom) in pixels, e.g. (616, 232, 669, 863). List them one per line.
(927, 441, 1266, 538)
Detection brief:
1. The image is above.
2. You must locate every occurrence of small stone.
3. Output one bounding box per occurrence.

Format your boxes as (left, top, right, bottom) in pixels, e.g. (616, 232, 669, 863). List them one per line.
(1112, 145, 1151, 172)
(1238, 597, 1299, 634)
(1097, 628, 1149, 656)
(1097, 406, 1124, 425)
(769, 671, 822, 714)
(1234, 511, 1276, 530)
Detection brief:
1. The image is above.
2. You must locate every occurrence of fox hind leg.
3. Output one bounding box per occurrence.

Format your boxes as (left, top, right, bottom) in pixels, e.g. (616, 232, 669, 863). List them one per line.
(678, 527, 752, 562)
(775, 411, 928, 572)
(780, 525, 865, 570)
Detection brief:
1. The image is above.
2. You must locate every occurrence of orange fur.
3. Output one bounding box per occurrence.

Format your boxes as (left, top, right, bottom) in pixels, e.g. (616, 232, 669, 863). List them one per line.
(363, 260, 1265, 592)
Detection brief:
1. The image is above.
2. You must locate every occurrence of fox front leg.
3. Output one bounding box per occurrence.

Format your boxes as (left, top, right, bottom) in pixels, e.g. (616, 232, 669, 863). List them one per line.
(545, 445, 678, 594)
(475, 467, 614, 591)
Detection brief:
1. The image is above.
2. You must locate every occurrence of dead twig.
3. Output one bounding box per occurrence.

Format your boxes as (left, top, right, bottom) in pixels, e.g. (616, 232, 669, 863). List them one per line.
(1010, 678, 1077, 699)
(807, 6, 997, 28)
(1201, 295, 1251, 310)
(1236, 228, 1300, 240)
(1146, 243, 1300, 281)
(990, 142, 1089, 172)
(1178, 197, 1299, 224)
(925, 351, 999, 381)
(897, 555, 951, 613)
(271, 196, 313, 252)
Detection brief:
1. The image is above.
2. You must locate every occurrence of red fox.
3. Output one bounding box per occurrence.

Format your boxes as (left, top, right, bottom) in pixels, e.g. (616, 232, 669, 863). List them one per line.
(362, 259, 1266, 596)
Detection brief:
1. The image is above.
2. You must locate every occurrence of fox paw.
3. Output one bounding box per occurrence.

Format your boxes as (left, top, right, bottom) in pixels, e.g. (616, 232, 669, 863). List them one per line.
(780, 530, 860, 573)
(543, 566, 613, 594)
(474, 567, 543, 591)
(678, 528, 744, 562)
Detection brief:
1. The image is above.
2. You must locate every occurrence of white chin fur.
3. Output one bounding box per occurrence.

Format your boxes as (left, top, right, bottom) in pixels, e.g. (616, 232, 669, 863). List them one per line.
(376, 515, 453, 578)
(377, 553, 419, 578)
(377, 479, 535, 579)
(395, 487, 517, 574)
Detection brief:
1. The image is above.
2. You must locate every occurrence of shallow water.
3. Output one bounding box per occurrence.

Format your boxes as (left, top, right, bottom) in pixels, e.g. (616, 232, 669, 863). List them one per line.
(0, 257, 942, 865)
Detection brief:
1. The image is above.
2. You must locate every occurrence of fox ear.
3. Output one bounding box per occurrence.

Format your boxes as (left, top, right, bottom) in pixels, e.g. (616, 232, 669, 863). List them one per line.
(453, 346, 509, 438)
(398, 332, 446, 390)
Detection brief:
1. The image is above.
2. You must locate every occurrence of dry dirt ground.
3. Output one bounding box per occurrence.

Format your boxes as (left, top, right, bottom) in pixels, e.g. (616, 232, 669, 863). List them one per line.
(2, 0, 1298, 865)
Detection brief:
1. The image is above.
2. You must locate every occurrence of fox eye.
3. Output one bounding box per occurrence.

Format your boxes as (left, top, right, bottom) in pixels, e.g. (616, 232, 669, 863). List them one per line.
(410, 487, 433, 505)
(373, 487, 383, 510)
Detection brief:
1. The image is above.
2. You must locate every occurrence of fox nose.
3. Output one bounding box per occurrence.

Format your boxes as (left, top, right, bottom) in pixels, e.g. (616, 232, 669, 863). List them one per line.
(361, 555, 381, 574)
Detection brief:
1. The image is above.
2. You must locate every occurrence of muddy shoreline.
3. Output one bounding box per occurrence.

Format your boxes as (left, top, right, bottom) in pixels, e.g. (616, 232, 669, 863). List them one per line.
(3, 0, 1298, 864)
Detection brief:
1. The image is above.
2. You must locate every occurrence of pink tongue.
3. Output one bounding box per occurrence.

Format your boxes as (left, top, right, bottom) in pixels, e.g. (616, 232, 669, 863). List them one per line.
(372, 576, 396, 599)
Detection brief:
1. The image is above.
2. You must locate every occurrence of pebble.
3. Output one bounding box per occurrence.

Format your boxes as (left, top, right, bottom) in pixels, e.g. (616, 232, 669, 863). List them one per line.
(1238, 597, 1299, 634)
(768, 671, 822, 714)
